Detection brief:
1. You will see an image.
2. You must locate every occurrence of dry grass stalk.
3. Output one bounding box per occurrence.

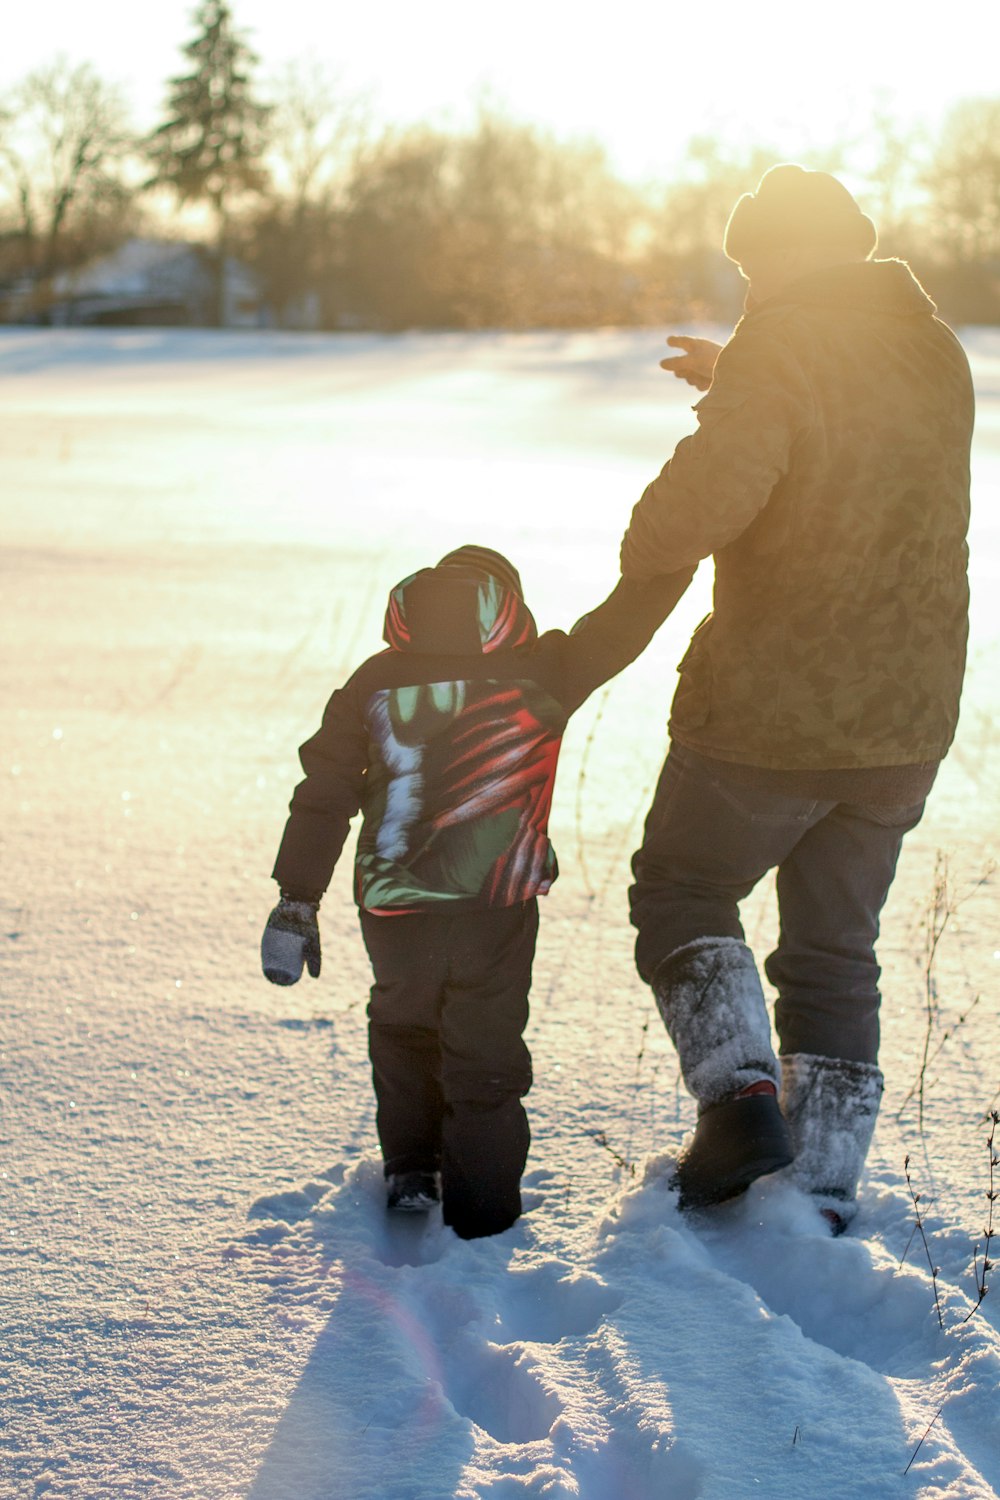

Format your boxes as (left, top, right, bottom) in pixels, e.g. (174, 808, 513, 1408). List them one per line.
(573, 685, 611, 902)
(904, 1155, 944, 1329)
(896, 854, 995, 1132)
(961, 1110, 998, 1325)
(588, 1128, 636, 1176)
(902, 1404, 945, 1476)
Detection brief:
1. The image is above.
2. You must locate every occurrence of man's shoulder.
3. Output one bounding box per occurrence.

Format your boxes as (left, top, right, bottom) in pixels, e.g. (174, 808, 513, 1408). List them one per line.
(701, 310, 808, 411)
(716, 303, 806, 369)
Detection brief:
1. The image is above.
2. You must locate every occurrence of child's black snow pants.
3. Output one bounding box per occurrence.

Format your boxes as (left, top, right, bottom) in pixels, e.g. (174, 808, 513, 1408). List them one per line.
(360, 900, 537, 1240)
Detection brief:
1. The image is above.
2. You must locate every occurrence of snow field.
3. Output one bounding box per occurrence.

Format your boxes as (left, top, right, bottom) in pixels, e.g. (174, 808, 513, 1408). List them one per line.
(1, 327, 999, 1498)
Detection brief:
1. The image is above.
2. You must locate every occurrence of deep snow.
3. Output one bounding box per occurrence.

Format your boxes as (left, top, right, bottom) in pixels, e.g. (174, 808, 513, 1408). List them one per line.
(1, 325, 998, 1499)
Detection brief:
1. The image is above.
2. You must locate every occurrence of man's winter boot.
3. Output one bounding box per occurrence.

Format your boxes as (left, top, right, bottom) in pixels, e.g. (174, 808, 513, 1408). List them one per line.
(651, 938, 793, 1208)
(673, 1079, 795, 1209)
(779, 1052, 884, 1233)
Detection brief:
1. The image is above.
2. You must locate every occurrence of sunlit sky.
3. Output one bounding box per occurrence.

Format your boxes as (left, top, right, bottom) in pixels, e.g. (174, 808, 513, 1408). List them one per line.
(5, 0, 1000, 180)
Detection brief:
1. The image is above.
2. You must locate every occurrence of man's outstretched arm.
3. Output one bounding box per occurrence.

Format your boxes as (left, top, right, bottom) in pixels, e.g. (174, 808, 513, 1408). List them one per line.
(622, 327, 812, 580)
(660, 334, 724, 391)
(543, 568, 696, 716)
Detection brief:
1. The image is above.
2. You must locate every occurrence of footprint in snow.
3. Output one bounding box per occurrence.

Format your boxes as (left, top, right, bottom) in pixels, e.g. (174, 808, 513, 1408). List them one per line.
(375, 1208, 449, 1269)
(248, 1181, 332, 1224)
(569, 1427, 706, 1500)
(412, 1259, 625, 1451)
(440, 1333, 563, 1445)
(487, 1262, 623, 1345)
(678, 1175, 977, 1374)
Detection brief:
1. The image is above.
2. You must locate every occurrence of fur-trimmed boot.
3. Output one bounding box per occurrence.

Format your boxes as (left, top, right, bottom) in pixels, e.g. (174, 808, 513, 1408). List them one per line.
(652, 937, 793, 1208)
(779, 1052, 884, 1235)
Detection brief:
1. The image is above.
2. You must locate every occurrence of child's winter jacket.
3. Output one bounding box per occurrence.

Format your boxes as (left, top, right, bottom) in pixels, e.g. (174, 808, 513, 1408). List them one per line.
(271, 562, 691, 913)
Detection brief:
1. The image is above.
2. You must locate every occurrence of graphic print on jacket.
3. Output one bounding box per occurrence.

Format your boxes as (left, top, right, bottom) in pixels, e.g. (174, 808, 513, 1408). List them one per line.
(357, 678, 563, 912)
(358, 567, 562, 912)
(270, 554, 694, 914)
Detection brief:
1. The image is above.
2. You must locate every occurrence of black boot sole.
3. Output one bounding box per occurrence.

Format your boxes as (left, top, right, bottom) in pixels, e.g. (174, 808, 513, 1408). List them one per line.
(674, 1092, 794, 1210)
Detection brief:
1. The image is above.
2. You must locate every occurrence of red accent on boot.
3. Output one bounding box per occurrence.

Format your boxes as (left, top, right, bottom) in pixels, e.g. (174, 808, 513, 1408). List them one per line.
(732, 1080, 778, 1100)
(820, 1206, 848, 1236)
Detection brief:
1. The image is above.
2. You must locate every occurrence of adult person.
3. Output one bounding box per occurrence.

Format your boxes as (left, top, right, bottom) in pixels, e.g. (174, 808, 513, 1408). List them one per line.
(620, 163, 974, 1232)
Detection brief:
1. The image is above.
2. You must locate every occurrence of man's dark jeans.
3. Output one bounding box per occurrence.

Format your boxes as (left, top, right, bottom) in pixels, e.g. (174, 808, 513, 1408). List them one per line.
(630, 742, 928, 1064)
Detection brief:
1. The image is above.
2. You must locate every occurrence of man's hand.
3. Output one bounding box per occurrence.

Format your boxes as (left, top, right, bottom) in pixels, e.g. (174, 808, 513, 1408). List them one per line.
(659, 335, 723, 392)
(261, 897, 321, 986)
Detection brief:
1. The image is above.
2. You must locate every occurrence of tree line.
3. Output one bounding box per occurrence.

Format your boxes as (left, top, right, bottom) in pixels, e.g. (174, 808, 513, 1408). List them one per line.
(2, 0, 999, 329)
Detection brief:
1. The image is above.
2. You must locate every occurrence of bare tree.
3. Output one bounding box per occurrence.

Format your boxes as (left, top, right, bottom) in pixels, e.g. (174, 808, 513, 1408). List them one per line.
(863, 108, 926, 248)
(241, 60, 369, 327)
(637, 137, 776, 320)
(924, 97, 1000, 263)
(0, 59, 132, 289)
(444, 111, 646, 326)
(341, 126, 456, 328)
(266, 60, 368, 210)
(911, 97, 1000, 322)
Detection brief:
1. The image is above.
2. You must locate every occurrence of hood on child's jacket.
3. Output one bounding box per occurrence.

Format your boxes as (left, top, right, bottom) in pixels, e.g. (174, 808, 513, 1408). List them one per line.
(383, 562, 538, 655)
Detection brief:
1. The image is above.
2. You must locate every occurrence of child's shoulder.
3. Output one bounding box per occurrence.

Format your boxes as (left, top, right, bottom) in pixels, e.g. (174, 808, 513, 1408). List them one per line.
(353, 644, 561, 682)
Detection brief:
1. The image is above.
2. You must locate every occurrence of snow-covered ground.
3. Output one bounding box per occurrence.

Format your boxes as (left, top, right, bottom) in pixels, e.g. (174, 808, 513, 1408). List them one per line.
(2, 325, 998, 1500)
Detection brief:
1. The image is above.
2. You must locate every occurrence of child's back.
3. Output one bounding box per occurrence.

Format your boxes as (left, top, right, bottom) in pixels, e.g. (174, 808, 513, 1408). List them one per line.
(262, 545, 691, 1237)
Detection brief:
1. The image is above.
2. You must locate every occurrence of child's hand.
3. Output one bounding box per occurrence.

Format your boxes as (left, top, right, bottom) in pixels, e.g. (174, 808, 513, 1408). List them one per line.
(261, 898, 322, 985)
(659, 335, 723, 391)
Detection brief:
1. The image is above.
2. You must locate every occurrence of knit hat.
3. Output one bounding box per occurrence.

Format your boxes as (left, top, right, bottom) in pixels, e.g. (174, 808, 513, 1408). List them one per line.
(437, 545, 523, 599)
(724, 164, 877, 265)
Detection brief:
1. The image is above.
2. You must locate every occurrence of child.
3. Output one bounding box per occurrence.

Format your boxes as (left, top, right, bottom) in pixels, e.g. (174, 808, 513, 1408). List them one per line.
(261, 545, 691, 1239)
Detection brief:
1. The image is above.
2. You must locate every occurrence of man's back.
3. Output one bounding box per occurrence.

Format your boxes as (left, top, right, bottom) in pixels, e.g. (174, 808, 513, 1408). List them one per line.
(623, 258, 974, 770)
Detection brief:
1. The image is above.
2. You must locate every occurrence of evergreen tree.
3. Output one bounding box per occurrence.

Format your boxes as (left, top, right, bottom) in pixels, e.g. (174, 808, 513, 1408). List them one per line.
(147, 0, 270, 324)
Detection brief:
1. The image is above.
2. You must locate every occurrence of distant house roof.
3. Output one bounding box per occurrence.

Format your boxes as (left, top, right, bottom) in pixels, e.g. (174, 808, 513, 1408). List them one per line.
(55, 238, 197, 297)
(49, 237, 263, 327)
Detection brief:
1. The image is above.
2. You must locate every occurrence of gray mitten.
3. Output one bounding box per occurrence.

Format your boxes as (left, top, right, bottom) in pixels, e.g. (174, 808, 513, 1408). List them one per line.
(261, 898, 321, 986)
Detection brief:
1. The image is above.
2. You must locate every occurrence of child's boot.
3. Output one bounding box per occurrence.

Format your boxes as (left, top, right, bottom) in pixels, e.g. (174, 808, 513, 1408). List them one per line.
(386, 1170, 440, 1213)
(441, 1096, 529, 1239)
